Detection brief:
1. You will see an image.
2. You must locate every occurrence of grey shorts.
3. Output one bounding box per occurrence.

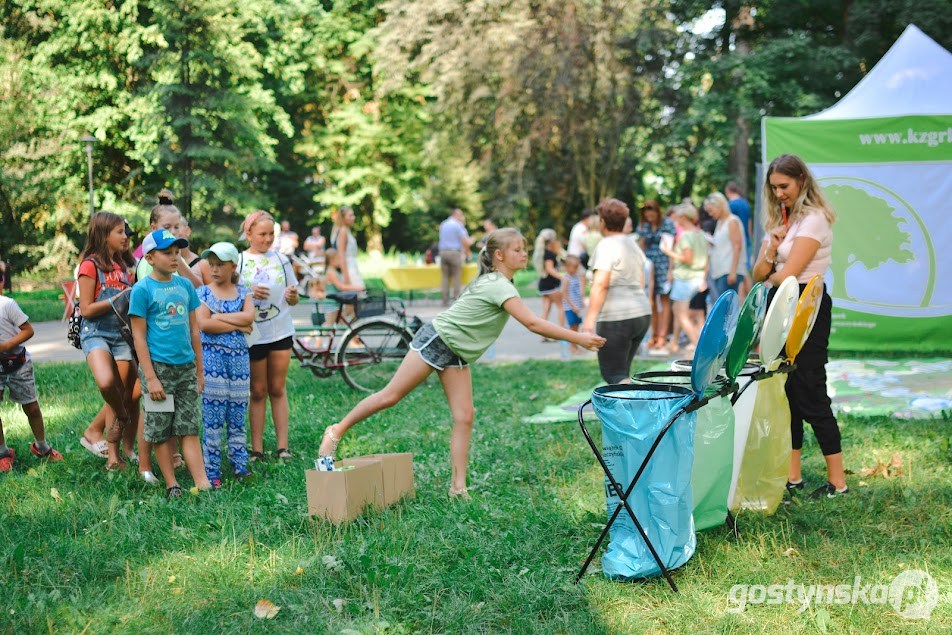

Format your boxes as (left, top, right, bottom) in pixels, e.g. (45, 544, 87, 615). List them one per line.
(139, 361, 201, 443)
(81, 330, 134, 361)
(410, 322, 468, 371)
(0, 359, 38, 404)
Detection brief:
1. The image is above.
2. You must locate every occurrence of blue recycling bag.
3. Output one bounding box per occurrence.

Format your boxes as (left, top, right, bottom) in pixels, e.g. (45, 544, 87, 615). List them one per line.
(592, 384, 698, 580)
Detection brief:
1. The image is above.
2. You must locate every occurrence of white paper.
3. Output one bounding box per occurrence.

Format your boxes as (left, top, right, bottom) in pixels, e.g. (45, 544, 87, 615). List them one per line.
(143, 394, 175, 413)
(244, 321, 261, 347)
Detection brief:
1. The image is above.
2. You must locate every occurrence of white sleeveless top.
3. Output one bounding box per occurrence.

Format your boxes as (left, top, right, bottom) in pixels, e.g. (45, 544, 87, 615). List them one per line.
(710, 215, 749, 279)
(331, 227, 364, 288)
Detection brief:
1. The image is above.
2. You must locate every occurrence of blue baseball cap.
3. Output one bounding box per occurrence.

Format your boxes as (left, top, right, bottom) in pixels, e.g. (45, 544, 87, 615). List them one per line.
(142, 229, 189, 255)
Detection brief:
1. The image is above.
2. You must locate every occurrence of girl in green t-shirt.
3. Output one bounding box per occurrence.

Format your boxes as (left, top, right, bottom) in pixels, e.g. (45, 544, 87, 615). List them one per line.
(317, 228, 606, 498)
(660, 203, 709, 354)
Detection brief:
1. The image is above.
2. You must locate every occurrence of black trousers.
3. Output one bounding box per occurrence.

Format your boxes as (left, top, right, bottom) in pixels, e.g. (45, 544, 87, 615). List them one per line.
(768, 284, 842, 456)
(596, 315, 651, 384)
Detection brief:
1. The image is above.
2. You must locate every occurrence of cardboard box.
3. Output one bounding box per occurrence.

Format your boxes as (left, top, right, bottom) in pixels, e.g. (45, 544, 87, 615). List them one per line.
(305, 453, 414, 524)
(364, 453, 415, 505)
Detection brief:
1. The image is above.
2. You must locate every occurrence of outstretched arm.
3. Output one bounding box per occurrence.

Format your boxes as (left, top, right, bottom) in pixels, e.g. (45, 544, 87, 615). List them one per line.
(503, 297, 605, 350)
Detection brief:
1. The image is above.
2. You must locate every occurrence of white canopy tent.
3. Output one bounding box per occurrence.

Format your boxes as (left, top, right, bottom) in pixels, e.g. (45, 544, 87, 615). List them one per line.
(762, 25, 952, 352)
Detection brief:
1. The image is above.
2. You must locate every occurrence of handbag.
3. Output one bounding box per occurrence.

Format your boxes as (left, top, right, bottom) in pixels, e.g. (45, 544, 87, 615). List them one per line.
(67, 299, 83, 349)
(0, 348, 27, 374)
(108, 290, 136, 357)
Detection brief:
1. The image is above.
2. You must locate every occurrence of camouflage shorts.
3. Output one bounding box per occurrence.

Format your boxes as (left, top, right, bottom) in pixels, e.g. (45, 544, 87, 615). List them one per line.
(140, 361, 201, 443)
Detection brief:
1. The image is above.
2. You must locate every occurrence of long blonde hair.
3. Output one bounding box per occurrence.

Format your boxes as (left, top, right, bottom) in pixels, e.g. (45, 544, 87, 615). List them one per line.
(762, 154, 836, 231)
(476, 228, 525, 276)
(532, 228, 556, 275)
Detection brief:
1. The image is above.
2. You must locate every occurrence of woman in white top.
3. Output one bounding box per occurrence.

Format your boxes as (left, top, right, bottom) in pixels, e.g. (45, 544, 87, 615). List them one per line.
(331, 206, 363, 288)
(581, 198, 652, 384)
(751, 153, 847, 500)
(238, 211, 300, 461)
(703, 192, 748, 299)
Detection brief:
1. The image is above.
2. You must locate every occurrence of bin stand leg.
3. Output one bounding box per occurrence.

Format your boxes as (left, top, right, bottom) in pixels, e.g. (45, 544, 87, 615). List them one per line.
(576, 401, 691, 592)
(725, 510, 739, 538)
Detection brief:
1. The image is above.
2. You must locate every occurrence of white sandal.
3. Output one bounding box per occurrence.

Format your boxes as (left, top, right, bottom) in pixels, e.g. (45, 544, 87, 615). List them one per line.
(448, 487, 471, 500)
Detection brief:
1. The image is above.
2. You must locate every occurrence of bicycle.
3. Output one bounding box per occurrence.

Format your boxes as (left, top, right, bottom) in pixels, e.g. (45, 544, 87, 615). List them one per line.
(291, 290, 423, 392)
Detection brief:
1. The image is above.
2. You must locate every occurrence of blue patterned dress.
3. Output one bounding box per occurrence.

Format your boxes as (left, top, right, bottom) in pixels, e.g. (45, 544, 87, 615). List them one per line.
(198, 284, 251, 480)
(638, 218, 676, 293)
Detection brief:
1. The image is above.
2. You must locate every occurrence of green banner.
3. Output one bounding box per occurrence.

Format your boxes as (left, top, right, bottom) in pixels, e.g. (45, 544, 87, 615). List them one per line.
(831, 309, 952, 353)
(765, 115, 952, 164)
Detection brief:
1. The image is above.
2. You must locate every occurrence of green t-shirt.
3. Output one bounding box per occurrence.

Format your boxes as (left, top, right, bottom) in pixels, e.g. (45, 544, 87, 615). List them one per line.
(432, 272, 520, 363)
(672, 230, 708, 282)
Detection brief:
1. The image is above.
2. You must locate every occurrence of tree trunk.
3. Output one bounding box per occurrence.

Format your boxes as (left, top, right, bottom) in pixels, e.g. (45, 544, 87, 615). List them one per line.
(727, 5, 754, 194)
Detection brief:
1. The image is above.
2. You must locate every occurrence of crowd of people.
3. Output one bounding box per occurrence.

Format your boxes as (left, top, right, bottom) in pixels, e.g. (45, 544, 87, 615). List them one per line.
(525, 183, 753, 382)
(2, 153, 846, 499)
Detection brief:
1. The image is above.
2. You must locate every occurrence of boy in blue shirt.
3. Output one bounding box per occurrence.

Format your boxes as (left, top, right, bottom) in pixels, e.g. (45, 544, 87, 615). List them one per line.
(130, 230, 211, 499)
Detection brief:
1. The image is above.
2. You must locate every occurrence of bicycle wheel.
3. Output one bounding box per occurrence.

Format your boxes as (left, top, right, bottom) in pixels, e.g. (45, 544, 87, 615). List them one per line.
(338, 321, 412, 392)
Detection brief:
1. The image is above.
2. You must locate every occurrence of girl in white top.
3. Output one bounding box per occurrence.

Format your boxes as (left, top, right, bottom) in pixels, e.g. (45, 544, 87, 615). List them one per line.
(752, 153, 846, 499)
(331, 206, 364, 288)
(703, 192, 748, 298)
(238, 211, 300, 461)
(317, 229, 605, 497)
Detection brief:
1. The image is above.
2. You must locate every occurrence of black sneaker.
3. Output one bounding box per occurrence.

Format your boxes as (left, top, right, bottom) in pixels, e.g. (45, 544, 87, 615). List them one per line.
(786, 480, 805, 493)
(809, 482, 849, 499)
(165, 485, 183, 501)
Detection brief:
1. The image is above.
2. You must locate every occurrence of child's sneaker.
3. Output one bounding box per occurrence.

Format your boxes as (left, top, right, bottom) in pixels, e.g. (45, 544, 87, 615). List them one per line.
(0, 449, 14, 473)
(30, 442, 63, 462)
(234, 469, 252, 480)
(210, 478, 222, 490)
(809, 482, 849, 499)
(140, 470, 160, 485)
(165, 485, 183, 501)
(315, 455, 335, 472)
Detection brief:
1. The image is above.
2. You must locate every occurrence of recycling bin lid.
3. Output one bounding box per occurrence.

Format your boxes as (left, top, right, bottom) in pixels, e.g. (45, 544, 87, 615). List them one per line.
(691, 289, 739, 397)
(724, 282, 768, 381)
(786, 274, 824, 362)
(759, 276, 799, 365)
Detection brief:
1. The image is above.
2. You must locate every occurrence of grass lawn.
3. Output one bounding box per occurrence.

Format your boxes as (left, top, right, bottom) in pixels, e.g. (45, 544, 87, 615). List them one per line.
(4, 288, 68, 323)
(0, 360, 949, 633)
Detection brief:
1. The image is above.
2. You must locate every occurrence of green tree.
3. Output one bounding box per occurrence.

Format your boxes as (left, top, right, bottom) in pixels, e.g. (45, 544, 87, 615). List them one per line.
(824, 184, 913, 301)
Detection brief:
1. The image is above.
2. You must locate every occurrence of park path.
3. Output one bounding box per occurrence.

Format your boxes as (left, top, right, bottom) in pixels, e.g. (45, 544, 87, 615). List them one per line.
(26, 296, 663, 365)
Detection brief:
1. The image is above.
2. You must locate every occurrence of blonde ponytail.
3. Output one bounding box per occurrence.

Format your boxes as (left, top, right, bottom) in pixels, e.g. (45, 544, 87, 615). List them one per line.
(532, 228, 556, 275)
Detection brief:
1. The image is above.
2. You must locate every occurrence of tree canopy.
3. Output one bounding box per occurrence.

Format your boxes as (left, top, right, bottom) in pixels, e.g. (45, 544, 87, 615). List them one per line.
(1, 0, 950, 277)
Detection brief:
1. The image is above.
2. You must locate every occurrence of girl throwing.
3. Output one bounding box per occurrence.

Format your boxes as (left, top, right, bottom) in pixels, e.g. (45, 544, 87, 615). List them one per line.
(317, 229, 605, 497)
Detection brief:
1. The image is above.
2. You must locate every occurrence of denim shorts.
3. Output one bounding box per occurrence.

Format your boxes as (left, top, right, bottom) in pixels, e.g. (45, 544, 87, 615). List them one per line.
(670, 278, 703, 302)
(564, 309, 582, 327)
(410, 322, 468, 371)
(81, 329, 134, 361)
(0, 358, 39, 404)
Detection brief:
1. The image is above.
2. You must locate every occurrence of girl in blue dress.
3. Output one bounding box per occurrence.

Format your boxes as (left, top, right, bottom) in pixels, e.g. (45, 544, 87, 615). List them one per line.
(195, 242, 255, 487)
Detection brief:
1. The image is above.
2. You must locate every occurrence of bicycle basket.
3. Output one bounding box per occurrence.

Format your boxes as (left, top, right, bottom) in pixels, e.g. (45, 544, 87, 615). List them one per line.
(356, 291, 387, 318)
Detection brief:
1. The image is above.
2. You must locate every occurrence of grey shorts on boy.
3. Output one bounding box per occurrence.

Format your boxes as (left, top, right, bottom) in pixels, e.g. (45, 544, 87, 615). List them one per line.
(140, 361, 201, 443)
(0, 359, 39, 405)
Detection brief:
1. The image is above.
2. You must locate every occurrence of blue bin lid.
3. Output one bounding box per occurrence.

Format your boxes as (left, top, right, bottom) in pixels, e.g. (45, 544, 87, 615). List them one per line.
(691, 290, 739, 396)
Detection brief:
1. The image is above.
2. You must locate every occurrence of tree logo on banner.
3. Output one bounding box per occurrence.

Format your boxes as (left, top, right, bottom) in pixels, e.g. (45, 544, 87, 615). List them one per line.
(820, 176, 936, 314)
